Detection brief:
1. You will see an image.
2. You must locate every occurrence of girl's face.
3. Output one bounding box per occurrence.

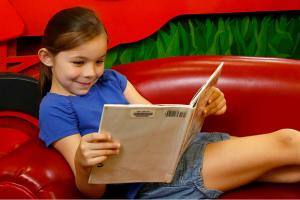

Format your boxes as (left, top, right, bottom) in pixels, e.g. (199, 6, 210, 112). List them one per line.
(50, 34, 107, 96)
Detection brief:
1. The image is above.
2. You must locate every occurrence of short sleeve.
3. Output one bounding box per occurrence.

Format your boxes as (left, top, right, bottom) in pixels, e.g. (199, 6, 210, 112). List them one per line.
(39, 94, 79, 146)
(101, 69, 128, 92)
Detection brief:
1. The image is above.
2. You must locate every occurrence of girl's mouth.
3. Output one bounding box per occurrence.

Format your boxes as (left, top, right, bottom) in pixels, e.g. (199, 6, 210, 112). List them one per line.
(76, 81, 92, 87)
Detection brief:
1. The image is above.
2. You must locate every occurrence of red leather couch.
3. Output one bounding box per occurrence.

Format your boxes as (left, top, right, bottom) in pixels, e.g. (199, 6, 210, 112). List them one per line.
(1, 55, 300, 198)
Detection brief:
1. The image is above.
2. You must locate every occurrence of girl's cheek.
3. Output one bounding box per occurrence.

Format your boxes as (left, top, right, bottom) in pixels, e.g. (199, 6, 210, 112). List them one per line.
(67, 67, 82, 77)
(96, 67, 105, 77)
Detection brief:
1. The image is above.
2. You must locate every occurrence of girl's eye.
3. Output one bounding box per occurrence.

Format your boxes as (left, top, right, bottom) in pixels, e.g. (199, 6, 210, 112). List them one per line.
(96, 60, 104, 65)
(72, 61, 84, 65)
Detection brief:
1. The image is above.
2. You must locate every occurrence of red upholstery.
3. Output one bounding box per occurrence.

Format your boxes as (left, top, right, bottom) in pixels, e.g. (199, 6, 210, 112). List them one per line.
(0, 139, 84, 198)
(0, 55, 300, 198)
(114, 56, 300, 136)
(0, 111, 39, 158)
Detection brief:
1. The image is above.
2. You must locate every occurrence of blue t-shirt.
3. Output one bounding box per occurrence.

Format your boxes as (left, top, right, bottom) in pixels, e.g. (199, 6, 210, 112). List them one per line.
(39, 69, 142, 199)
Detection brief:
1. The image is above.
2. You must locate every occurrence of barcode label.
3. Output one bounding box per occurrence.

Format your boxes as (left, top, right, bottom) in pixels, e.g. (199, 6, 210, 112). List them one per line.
(165, 110, 187, 118)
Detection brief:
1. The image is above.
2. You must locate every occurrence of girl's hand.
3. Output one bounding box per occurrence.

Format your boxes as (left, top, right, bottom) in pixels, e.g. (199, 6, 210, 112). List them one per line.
(203, 87, 227, 117)
(75, 131, 121, 168)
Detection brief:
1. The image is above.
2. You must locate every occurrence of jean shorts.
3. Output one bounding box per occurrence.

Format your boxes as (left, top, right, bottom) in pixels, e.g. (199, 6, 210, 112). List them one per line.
(137, 132, 230, 199)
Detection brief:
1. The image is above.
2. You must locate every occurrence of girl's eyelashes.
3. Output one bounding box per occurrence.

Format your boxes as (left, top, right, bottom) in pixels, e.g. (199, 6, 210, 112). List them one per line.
(96, 60, 105, 64)
(72, 60, 85, 65)
(70, 59, 104, 66)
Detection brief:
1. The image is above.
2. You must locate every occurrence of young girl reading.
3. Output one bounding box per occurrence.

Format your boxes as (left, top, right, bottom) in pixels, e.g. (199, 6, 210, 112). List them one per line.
(38, 6, 300, 199)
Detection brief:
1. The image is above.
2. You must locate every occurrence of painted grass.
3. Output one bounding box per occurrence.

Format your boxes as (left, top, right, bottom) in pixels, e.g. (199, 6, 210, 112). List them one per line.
(105, 12, 300, 68)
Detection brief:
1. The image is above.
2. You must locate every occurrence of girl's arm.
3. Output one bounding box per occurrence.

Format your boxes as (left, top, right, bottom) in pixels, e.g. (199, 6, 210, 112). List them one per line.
(53, 132, 120, 198)
(124, 81, 152, 104)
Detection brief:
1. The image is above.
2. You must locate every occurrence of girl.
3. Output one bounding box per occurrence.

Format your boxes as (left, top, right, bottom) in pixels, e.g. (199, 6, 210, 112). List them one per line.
(39, 6, 300, 199)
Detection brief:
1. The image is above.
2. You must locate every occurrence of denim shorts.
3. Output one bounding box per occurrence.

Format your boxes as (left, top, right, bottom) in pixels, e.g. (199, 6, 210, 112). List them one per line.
(137, 132, 230, 199)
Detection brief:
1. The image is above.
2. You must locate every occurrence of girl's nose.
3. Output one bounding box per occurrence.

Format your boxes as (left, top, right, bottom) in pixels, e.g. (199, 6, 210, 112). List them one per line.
(82, 63, 97, 78)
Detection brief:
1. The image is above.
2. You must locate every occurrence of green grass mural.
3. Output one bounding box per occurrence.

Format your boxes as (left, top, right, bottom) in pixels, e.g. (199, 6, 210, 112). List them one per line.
(105, 12, 300, 68)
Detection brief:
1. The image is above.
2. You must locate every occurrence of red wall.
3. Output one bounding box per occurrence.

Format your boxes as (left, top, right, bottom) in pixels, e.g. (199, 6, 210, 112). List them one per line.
(1, 0, 300, 47)
(0, 0, 299, 77)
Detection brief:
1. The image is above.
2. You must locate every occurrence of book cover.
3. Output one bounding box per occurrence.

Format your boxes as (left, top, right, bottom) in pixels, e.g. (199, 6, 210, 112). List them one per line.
(89, 62, 224, 184)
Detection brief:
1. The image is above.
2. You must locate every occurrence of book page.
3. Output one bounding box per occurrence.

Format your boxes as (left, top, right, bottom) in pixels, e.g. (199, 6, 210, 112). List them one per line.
(89, 104, 193, 184)
(180, 62, 224, 154)
(189, 62, 224, 106)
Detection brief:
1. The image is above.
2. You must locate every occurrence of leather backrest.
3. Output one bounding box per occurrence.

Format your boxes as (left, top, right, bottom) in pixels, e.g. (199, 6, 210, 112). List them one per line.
(0, 73, 40, 117)
(113, 56, 300, 136)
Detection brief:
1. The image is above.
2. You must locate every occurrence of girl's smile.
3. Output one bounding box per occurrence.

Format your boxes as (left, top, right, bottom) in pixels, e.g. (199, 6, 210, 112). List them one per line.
(76, 81, 92, 86)
(75, 81, 93, 89)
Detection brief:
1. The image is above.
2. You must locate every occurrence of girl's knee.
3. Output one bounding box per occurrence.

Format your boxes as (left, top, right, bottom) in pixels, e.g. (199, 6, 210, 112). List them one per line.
(277, 128, 300, 134)
(274, 129, 300, 150)
(271, 129, 300, 164)
(274, 128, 300, 148)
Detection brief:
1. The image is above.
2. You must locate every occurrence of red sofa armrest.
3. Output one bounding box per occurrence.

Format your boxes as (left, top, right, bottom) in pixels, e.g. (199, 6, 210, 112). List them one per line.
(0, 138, 83, 198)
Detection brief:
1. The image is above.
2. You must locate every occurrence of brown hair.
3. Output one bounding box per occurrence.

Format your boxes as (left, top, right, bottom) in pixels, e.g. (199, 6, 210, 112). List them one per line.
(39, 7, 107, 97)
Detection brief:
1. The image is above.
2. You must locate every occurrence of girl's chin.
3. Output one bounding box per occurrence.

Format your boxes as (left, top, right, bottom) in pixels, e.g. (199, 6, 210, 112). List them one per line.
(74, 89, 90, 96)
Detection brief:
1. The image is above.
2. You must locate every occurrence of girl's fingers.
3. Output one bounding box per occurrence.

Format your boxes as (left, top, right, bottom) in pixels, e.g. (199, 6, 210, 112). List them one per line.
(78, 146, 121, 167)
(82, 131, 114, 143)
(207, 87, 220, 104)
(87, 149, 120, 158)
(90, 157, 108, 166)
(204, 97, 226, 116)
(206, 93, 225, 111)
(81, 156, 108, 167)
(208, 101, 227, 116)
(215, 103, 227, 115)
(87, 141, 121, 150)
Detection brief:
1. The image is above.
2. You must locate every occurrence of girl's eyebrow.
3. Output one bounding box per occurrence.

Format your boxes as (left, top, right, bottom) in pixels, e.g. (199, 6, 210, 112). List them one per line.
(71, 54, 106, 60)
(99, 54, 106, 59)
(70, 56, 86, 60)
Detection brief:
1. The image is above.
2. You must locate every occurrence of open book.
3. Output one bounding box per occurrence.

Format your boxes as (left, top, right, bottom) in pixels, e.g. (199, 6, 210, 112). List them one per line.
(89, 62, 224, 184)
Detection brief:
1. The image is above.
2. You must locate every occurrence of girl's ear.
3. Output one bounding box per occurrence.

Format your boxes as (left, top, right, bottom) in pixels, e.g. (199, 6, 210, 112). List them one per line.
(38, 48, 54, 67)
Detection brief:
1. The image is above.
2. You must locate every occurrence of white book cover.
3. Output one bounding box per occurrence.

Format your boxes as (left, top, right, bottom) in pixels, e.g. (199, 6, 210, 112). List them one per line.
(89, 62, 224, 184)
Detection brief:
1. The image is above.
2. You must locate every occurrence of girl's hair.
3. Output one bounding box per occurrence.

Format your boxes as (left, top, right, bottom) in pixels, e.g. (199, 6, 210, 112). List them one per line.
(39, 7, 107, 97)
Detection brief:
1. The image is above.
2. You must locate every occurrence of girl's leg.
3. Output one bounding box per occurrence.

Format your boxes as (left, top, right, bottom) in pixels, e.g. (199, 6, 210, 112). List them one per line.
(201, 129, 300, 191)
(258, 165, 300, 183)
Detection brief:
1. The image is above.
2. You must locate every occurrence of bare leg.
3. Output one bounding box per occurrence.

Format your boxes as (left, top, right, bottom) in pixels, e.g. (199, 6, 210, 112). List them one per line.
(258, 165, 300, 183)
(201, 129, 300, 191)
